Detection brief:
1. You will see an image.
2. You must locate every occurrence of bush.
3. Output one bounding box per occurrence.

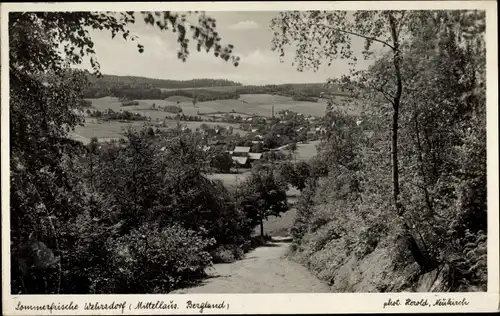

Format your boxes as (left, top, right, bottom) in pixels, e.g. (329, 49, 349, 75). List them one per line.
(292, 95, 318, 102)
(105, 224, 215, 293)
(121, 100, 139, 106)
(164, 105, 183, 114)
(81, 99, 93, 107)
(211, 244, 245, 263)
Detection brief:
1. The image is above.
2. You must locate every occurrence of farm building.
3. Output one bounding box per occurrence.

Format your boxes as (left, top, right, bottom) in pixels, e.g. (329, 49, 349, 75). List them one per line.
(228, 146, 262, 168)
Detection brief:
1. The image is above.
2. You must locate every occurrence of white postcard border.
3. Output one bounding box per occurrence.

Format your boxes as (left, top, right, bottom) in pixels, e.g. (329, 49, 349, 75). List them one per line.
(1, 1, 499, 315)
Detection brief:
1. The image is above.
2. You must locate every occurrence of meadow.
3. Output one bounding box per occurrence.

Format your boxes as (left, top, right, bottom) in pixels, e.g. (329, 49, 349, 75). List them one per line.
(77, 92, 357, 143)
(85, 93, 360, 119)
(286, 140, 321, 162)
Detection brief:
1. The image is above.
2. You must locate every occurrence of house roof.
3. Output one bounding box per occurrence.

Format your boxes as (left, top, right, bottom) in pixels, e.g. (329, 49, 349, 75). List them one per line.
(232, 156, 248, 165)
(234, 146, 251, 153)
(248, 153, 263, 160)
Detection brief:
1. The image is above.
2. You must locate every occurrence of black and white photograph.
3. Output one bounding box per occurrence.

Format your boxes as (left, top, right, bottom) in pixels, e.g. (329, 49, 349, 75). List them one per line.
(1, 1, 498, 314)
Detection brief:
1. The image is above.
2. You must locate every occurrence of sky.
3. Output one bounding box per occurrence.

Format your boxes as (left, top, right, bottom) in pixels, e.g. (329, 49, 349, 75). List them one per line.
(77, 11, 378, 85)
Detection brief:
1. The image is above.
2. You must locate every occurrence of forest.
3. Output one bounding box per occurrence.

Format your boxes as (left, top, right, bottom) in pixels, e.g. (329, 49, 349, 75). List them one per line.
(87, 74, 242, 89)
(82, 77, 346, 101)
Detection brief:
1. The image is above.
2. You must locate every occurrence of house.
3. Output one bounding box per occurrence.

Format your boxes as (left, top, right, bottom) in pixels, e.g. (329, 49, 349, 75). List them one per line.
(233, 146, 251, 156)
(232, 156, 249, 167)
(229, 146, 262, 168)
(248, 153, 263, 160)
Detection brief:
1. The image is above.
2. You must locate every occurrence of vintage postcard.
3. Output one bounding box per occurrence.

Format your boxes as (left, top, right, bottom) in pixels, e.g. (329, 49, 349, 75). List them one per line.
(1, 1, 498, 315)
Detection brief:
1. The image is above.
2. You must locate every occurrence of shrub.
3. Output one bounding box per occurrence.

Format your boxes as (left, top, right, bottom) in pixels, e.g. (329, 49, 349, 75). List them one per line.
(211, 244, 245, 263)
(164, 105, 183, 114)
(121, 100, 139, 106)
(105, 223, 215, 293)
(292, 95, 318, 102)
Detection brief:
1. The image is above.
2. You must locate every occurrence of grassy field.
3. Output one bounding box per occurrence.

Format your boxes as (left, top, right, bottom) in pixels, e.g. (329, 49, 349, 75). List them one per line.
(255, 208, 298, 237)
(71, 119, 145, 144)
(86, 93, 361, 120)
(285, 140, 321, 162)
(78, 97, 249, 140)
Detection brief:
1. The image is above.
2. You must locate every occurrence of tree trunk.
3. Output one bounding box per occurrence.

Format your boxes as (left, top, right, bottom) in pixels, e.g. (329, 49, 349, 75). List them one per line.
(389, 14, 403, 216)
(260, 210, 264, 238)
(414, 114, 435, 215)
(388, 14, 435, 271)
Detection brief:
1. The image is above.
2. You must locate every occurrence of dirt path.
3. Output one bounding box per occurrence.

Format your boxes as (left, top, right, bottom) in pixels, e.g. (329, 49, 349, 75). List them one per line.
(171, 240, 330, 293)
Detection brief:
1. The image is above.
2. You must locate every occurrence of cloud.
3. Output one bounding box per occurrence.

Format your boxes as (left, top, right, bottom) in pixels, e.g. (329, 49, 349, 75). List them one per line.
(229, 20, 260, 30)
(242, 49, 275, 66)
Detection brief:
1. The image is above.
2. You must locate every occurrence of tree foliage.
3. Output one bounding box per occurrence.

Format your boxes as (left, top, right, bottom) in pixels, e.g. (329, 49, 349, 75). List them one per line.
(9, 10, 246, 294)
(281, 10, 487, 291)
(237, 165, 289, 237)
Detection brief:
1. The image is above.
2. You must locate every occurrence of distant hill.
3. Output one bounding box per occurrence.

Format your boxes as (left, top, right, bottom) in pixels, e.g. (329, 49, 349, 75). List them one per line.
(87, 74, 243, 90)
(82, 74, 349, 101)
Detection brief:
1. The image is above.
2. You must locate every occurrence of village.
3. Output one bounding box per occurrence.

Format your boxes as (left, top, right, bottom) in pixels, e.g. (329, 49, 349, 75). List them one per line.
(169, 107, 325, 170)
(84, 103, 328, 172)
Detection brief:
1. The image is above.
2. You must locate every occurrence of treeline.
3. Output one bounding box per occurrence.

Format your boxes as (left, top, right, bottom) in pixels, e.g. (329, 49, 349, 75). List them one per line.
(83, 84, 240, 102)
(171, 114, 203, 122)
(162, 89, 240, 102)
(234, 83, 342, 99)
(87, 74, 242, 89)
(82, 79, 347, 102)
(88, 109, 148, 121)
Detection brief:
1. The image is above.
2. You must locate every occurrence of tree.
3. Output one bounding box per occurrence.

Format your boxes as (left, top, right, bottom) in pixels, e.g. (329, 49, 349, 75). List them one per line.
(211, 152, 233, 173)
(274, 11, 487, 286)
(293, 161, 311, 191)
(9, 10, 239, 294)
(270, 11, 441, 270)
(238, 166, 288, 238)
(288, 142, 298, 162)
(271, 10, 408, 216)
(279, 161, 310, 192)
